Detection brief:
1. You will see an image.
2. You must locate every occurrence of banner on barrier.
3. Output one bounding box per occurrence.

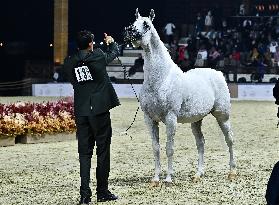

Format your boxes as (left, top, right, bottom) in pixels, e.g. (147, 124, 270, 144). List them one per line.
(32, 83, 276, 100)
(32, 84, 74, 97)
(238, 84, 275, 100)
(32, 83, 142, 98)
(112, 84, 141, 98)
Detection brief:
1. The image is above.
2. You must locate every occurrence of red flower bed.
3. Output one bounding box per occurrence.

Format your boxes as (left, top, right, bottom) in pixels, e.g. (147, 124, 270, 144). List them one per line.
(0, 99, 76, 137)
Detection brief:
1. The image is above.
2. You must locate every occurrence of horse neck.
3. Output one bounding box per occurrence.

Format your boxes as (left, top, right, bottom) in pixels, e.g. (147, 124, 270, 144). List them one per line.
(142, 30, 173, 85)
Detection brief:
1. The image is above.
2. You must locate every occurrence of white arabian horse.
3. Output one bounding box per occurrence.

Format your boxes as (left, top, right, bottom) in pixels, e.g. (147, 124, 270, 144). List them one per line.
(124, 9, 236, 186)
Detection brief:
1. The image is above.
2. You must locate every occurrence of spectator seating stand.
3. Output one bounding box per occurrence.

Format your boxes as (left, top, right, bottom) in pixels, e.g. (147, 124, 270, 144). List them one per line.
(107, 49, 279, 84)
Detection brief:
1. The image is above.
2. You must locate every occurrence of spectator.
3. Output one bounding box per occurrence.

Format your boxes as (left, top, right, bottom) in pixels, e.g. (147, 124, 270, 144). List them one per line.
(195, 12, 204, 35)
(239, 3, 246, 16)
(273, 46, 279, 66)
(230, 49, 241, 67)
(263, 48, 273, 67)
(164, 22, 176, 46)
(177, 42, 190, 72)
(269, 40, 278, 54)
(53, 67, 65, 82)
(247, 47, 260, 66)
(195, 45, 208, 67)
(128, 53, 144, 76)
(168, 39, 178, 60)
(206, 28, 217, 40)
(205, 11, 214, 32)
(208, 46, 220, 67)
(243, 19, 252, 30)
(221, 19, 228, 32)
(256, 56, 267, 82)
(53, 70, 59, 82)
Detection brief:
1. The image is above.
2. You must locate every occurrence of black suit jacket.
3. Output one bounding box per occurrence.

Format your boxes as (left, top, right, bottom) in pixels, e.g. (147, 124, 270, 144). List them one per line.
(64, 43, 120, 116)
(266, 161, 279, 205)
(273, 78, 279, 105)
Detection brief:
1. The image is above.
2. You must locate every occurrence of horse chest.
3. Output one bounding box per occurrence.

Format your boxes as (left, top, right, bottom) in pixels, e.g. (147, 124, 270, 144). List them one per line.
(140, 89, 168, 121)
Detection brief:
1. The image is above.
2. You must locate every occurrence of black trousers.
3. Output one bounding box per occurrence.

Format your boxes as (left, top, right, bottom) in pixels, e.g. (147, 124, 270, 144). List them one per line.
(266, 161, 279, 205)
(75, 112, 112, 198)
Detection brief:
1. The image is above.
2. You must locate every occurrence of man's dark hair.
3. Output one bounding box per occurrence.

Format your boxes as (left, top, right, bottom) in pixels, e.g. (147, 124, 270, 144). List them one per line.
(77, 30, 94, 50)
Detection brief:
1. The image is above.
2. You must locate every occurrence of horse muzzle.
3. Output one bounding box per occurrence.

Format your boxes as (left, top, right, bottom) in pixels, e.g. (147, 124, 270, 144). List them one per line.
(123, 25, 143, 42)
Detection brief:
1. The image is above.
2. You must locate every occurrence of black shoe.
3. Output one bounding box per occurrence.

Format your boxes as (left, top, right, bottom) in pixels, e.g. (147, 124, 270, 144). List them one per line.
(97, 190, 118, 202)
(79, 196, 91, 205)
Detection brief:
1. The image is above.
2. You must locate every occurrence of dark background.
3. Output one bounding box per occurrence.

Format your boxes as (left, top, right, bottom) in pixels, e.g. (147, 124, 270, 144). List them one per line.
(69, 0, 166, 43)
(0, 0, 166, 52)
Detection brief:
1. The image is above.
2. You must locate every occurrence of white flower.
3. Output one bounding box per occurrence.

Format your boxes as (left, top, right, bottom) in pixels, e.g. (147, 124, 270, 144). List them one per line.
(32, 110, 40, 117)
(14, 102, 26, 107)
(59, 111, 70, 118)
(3, 115, 12, 122)
(15, 113, 26, 125)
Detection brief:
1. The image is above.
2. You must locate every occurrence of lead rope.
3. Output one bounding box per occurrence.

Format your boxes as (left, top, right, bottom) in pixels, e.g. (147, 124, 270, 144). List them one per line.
(116, 56, 141, 139)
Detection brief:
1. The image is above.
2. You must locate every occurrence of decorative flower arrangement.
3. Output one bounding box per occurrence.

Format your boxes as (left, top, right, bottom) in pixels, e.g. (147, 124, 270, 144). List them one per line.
(0, 99, 76, 137)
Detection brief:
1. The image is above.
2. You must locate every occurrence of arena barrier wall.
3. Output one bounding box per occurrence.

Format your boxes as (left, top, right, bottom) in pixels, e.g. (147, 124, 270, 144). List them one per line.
(32, 83, 275, 101)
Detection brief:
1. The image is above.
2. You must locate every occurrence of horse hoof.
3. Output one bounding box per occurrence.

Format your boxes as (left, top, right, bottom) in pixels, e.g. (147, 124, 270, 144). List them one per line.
(164, 181, 173, 187)
(228, 170, 237, 181)
(150, 180, 160, 187)
(192, 175, 201, 183)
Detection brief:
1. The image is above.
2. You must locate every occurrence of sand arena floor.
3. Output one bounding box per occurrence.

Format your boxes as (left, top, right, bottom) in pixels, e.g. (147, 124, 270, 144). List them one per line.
(0, 97, 278, 205)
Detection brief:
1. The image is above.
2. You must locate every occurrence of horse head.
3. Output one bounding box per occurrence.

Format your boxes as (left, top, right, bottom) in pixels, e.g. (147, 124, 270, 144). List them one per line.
(124, 8, 155, 48)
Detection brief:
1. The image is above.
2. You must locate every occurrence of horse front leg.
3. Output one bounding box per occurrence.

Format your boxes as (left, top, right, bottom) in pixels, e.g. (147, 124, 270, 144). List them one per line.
(144, 113, 161, 187)
(165, 112, 177, 184)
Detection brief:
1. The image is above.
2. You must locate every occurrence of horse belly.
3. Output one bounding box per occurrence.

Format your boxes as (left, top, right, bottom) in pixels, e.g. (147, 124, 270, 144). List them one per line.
(177, 98, 214, 123)
(177, 114, 207, 124)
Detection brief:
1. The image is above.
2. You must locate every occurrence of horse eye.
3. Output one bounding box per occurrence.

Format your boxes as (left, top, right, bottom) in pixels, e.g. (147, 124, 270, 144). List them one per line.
(143, 21, 150, 29)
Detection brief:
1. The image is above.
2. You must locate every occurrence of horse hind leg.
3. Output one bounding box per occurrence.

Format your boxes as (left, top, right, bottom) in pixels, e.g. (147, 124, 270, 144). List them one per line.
(144, 114, 161, 187)
(216, 117, 237, 180)
(191, 120, 205, 182)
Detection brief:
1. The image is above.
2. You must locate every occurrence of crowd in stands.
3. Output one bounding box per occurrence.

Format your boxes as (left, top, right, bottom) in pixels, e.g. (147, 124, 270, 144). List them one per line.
(163, 9, 279, 82)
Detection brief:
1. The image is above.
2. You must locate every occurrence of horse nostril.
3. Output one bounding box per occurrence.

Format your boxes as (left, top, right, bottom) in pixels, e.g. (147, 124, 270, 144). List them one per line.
(127, 25, 135, 32)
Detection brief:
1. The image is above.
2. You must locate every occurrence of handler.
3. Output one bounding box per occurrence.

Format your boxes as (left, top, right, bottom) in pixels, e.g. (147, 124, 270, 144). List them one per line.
(266, 79, 279, 204)
(64, 30, 120, 204)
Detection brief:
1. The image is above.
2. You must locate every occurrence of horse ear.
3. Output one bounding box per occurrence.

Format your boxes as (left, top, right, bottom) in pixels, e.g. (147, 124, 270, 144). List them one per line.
(149, 9, 155, 21)
(135, 8, 141, 19)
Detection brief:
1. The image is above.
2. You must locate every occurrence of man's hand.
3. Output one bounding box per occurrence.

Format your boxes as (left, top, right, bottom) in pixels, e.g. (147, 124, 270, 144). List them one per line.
(104, 33, 114, 45)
